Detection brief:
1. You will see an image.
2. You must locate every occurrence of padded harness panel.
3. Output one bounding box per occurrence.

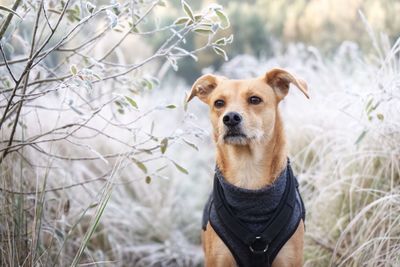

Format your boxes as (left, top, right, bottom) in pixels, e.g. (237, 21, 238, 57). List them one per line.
(202, 162, 306, 267)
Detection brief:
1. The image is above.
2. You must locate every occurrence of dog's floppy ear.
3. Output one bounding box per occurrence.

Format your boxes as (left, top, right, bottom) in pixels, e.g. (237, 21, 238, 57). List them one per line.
(187, 74, 218, 103)
(265, 68, 309, 100)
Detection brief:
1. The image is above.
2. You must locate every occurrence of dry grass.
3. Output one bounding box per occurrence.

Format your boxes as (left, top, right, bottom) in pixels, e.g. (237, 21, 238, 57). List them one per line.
(1, 24, 400, 267)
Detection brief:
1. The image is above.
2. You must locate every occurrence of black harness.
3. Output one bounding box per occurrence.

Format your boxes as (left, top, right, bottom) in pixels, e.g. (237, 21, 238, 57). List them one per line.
(202, 160, 305, 267)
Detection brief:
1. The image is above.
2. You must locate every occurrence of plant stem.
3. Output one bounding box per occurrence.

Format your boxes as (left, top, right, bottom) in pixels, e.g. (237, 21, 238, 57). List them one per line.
(0, 0, 22, 40)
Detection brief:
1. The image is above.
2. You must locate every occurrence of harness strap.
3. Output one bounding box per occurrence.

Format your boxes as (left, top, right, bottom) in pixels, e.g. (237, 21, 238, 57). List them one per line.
(258, 163, 296, 245)
(213, 177, 257, 245)
(212, 160, 297, 267)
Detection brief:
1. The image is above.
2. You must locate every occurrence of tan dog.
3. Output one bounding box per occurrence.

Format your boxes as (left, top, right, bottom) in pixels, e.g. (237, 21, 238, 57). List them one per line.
(187, 68, 308, 267)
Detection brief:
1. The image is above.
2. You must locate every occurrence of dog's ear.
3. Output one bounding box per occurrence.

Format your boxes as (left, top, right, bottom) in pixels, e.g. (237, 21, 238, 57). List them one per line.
(265, 68, 309, 100)
(187, 74, 218, 103)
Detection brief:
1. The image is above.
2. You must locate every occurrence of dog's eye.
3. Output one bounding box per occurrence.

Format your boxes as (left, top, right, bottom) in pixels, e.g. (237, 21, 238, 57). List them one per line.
(248, 96, 262, 105)
(214, 99, 225, 108)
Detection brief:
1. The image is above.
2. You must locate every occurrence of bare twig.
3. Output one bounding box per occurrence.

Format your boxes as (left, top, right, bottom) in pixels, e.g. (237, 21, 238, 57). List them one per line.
(0, 42, 17, 83)
(0, 0, 22, 40)
(0, 0, 45, 161)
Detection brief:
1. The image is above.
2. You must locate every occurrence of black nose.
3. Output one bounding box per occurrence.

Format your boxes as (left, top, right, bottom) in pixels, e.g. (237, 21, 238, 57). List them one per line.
(223, 112, 242, 127)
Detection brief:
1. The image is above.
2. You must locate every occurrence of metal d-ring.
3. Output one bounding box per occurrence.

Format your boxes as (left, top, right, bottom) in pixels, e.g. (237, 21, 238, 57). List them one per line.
(249, 236, 269, 254)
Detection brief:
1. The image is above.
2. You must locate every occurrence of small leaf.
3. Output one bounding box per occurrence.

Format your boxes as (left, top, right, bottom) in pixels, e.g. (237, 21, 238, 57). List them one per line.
(70, 64, 77, 75)
(365, 98, 373, 114)
(141, 78, 153, 90)
(137, 149, 152, 155)
(376, 113, 384, 121)
(93, 73, 101, 80)
(215, 9, 229, 29)
(88, 202, 99, 209)
(183, 139, 198, 151)
(194, 28, 214, 35)
(86, 2, 95, 13)
(133, 159, 147, 173)
(63, 199, 70, 214)
(172, 161, 189, 175)
(355, 130, 367, 145)
(125, 96, 138, 109)
(194, 14, 202, 21)
(145, 176, 152, 184)
(226, 34, 234, 43)
(174, 17, 189, 25)
(158, 0, 166, 7)
(160, 138, 168, 154)
(181, 0, 194, 21)
(215, 37, 226, 45)
(213, 46, 228, 61)
(166, 104, 176, 109)
(156, 165, 168, 172)
(0, 5, 22, 19)
(131, 26, 139, 33)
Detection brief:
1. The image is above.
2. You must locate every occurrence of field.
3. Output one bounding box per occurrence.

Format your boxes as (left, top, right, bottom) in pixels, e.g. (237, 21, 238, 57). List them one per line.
(0, 0, 399, 266)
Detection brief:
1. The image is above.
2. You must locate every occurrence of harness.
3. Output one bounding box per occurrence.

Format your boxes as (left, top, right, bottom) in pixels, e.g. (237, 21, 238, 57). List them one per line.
(202, 160, 306, 267)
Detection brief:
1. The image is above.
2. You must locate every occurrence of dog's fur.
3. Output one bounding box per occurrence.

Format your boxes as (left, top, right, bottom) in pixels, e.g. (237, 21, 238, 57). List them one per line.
(187, 68, 308, 267)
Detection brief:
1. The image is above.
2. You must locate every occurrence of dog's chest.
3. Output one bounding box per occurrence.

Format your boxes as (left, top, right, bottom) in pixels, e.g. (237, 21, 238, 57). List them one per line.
(228, 158, 266, 189)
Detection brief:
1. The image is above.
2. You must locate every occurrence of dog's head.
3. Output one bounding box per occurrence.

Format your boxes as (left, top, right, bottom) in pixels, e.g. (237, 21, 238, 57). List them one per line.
(187, 68, 308, 146)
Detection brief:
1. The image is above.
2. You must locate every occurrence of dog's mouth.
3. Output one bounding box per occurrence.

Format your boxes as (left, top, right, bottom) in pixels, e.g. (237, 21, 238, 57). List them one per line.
(223, 129, 249, 145)
(224, 133, 247, 139)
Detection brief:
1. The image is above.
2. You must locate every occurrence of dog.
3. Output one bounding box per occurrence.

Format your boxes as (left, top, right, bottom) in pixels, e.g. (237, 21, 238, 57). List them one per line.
(187, 68, 308, 267)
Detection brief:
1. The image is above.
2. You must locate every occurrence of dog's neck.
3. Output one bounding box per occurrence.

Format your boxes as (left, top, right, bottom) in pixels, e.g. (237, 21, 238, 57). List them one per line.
(216, 111, 287, 190)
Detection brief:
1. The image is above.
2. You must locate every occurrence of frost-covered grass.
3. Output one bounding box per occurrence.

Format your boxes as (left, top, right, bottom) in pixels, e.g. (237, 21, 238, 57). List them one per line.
(1, 32, 400, 266)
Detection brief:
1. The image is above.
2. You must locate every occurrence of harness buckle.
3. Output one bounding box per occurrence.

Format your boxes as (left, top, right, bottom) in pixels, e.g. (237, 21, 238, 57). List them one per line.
(249, 236, 269, 254)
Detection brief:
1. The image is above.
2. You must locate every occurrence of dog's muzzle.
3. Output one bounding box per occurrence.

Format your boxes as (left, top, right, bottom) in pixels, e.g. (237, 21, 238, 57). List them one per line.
(223, 112, 242, 127)
(222, 112, 248, 143)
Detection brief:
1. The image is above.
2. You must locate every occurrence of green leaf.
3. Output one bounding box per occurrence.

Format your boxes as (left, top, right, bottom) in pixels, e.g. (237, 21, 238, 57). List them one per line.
(173, 161, 189, 175)
(133, 159, 147, 173)
(88, 202, 99, 209)
(156, 165, 168, 172)
(174, 17, 190, 25)
(160, 138, 168, 154)
(70, 64, 77, 75)
(93, 73, 101, 80)
(181, 0, 194, 21)
(215, 37, 226, 45)
(194, 28, 214, 35)
(226, 34, 234, 43)
(365, 98, 373, 115)
(376, 113, 384, 121)
(355, 130, 367, 145)
(145, 176, 152, 184)
(131, 26, 139, 33)
(215, 9, 229, 29)
(213, 46, 228, 61)
(183, 139, 198, 151)
(125, 96, 138, 109)
(141, 78, 153, 90)
(158, 0, 166, 7)
(166, 104, 176, 109)
(137, 149, 152, 155)
(0, 5, 22, 19)
(194, 14, 202, 21)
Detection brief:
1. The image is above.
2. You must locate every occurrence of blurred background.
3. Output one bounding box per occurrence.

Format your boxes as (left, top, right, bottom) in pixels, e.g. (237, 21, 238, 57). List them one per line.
(0, 0, 399, 266)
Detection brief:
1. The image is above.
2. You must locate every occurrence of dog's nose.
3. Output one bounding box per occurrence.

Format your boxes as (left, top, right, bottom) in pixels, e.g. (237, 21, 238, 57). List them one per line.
(223, 112, 242, 127)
